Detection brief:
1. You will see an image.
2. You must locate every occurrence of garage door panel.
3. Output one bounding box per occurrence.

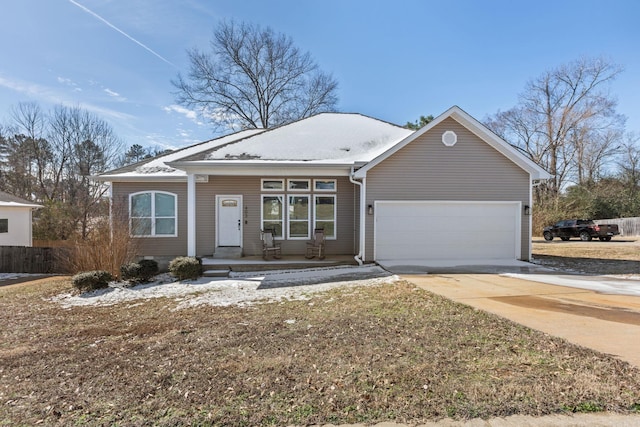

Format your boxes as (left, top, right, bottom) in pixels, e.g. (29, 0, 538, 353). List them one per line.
(375, 201, 519, 261)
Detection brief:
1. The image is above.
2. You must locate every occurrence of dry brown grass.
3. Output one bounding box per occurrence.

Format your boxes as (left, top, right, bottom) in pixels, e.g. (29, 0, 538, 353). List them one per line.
(533, 238, 640, 275)
(1, 277, 640, 426)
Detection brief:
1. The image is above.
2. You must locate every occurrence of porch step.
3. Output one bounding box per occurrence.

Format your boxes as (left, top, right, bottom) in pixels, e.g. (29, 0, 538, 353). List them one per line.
(200, 256, 358, 273)
(212, 247, 243, 259)
(203, 269, 230, 278)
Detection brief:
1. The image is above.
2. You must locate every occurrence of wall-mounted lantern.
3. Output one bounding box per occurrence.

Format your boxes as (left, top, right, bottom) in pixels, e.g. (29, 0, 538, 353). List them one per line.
(367, 204, 374, 215)
(524, 205, 531, 216)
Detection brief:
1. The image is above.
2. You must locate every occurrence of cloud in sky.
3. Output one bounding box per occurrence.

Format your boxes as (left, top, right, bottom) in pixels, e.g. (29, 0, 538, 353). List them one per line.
(163, 104, 204, 125)
(0, 75, 48, 99)
(57, 77, 82, 92)
(68, 0, 177, 68)
(104, 88, 126, 101)
(0, 74, 134, 122)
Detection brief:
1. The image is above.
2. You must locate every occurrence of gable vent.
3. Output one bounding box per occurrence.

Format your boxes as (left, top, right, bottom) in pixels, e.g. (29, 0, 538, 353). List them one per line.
(442, 130, 457, 146)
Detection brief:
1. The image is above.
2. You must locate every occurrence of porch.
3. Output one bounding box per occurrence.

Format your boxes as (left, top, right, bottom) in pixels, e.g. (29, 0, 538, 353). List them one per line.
(201, 254, 360, 276)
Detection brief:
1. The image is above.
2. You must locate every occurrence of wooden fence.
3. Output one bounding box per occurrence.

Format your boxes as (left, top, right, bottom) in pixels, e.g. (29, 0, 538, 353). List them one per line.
(594, 217, 640, 237)
(0, 246, 67, 274)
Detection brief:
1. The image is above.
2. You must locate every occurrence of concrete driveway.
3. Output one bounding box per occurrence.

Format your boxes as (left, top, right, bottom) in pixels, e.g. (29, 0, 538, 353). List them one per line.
(394, 264, 640, 368)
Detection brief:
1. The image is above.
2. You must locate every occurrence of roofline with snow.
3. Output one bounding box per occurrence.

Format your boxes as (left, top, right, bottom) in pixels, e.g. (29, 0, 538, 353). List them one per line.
(93, 161, 357, 182)
(0, 202, 43, 209)
(167, 161, 355, 177)
(353, 105, 551, 180)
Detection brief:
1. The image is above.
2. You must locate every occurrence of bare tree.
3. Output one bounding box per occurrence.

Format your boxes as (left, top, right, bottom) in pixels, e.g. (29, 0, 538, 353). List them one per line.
(173, 20, 339, 130)
(618, 133, 640, 188)
(50, 106, 124, 238)
(485, 57, 624, 195)
(1, 103, 124, 239)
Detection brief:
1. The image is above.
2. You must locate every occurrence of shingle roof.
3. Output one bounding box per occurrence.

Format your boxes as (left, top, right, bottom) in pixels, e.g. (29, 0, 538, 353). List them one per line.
(0, 190, 34, 204)
(0, 191, 42, 208)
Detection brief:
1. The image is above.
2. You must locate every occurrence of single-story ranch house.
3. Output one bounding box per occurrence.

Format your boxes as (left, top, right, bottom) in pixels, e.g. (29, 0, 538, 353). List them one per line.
(95, 106, 550, 265)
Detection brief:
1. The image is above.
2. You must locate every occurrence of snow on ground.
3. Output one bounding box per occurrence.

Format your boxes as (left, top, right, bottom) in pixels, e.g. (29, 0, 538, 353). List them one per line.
(502, 273, 640, 296)
(0, 273, 44, 281)
(50, 265, 398, 309)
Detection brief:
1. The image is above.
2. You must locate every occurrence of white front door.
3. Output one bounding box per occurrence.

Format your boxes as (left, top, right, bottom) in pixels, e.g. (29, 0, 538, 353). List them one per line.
(216, 195, 242, 247)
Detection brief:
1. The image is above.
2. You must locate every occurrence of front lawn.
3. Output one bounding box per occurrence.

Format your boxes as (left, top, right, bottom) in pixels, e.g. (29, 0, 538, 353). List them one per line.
(1, 277, 639, 426)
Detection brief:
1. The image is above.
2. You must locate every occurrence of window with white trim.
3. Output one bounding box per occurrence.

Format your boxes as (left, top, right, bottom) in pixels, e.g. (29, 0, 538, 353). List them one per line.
(288, 195, 310, 239)
(314, 179, 336, 191)
(315, 195, 336, 238)
(261, 195, 284, 237)
(260, 178, 337, 241)
(288, 179, 310, 191)
(130, 191, 177, 237)
(0, 219, 7, 233)
(262, 179, 284, 190)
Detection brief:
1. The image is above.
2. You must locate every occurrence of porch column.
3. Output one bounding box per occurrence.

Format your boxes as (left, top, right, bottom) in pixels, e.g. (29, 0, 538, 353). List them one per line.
(187, 173, 196, 256)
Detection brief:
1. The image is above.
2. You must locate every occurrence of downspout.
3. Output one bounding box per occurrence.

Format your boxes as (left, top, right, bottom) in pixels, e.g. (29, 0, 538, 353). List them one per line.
(349, 167, 365, 266)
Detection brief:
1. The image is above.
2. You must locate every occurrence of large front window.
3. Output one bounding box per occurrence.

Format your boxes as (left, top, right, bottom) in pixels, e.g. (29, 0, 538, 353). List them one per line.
(315, 195, 336, 238)
(261, 178, 337, 241)
(130, 191, 177, 237)
(288, 195, 310, 239)
(262, 195, 284, 237)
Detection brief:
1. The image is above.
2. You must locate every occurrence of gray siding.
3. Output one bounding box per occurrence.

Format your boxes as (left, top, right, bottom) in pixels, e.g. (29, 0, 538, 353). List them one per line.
(113, 176, 357, 258)
(197, 176, 356, 256)
(364, 117, 531, 261)
(112, 182, 188, 258)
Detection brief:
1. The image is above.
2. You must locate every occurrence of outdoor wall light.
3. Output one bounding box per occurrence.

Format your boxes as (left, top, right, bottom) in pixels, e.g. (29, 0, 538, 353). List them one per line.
(367, 204, 374, 215)
(524, 205, 531, 216)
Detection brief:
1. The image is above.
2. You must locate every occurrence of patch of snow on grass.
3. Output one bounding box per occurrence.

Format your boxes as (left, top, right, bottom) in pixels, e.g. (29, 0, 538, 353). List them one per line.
(50, 266, 398, 309)
(0, 273, 45, 281)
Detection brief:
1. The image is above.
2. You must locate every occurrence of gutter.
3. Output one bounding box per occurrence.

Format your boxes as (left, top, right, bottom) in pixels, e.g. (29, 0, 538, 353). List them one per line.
(349, 167, 365, 266)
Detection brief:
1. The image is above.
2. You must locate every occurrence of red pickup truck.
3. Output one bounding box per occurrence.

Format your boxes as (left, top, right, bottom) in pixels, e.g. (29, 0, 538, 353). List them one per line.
(543, 219, 620, 242)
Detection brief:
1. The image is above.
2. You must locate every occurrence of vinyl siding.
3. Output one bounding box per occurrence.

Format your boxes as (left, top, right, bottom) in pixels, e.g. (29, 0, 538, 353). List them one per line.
(113, 176, 356, 258)
(0, 207, 33, 247)
(196, 176, 356, 256)
(364, 117, 531, 261)
(111, 182, 188, 257)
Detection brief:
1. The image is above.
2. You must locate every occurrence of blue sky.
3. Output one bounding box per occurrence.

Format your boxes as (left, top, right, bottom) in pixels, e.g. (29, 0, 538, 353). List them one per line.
(1, 0, 639, 151)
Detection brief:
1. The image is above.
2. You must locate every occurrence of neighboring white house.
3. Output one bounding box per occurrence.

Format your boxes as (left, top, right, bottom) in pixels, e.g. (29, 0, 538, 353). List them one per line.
(0, 191, 42, 247)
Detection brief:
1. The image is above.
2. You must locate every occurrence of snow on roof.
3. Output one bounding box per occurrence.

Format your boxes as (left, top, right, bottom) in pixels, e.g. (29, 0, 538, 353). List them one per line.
(136, 129, 264, 173)
(98, 128, 265, 179)
(0, 191, 42, 208)
(205, 113, 413, 162)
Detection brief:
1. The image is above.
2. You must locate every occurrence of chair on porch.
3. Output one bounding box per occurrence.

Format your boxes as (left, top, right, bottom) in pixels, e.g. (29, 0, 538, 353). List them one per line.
(261, 229, 282, 260)
(305, 228, 326, 260)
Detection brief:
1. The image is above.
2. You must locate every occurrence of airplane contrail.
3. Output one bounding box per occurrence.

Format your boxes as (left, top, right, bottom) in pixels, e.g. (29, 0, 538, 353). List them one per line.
(68, 0, 177, 68)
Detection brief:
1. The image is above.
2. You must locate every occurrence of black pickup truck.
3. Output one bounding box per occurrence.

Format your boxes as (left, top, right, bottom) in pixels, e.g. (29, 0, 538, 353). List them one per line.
(543, 219, 620, 242)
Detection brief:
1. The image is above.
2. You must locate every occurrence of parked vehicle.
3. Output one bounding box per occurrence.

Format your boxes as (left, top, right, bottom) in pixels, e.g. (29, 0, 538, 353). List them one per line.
(543, 219, 620, 242)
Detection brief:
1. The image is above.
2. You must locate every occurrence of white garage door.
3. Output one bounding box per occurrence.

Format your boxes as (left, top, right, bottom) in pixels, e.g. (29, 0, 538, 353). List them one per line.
(374, 201, 521, 261)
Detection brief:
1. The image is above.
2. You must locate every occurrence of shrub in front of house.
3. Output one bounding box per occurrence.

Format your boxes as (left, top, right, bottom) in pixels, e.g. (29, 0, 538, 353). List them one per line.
(168, 256, 202, 280)
(72, 270, 114, 292)
(120, 259, 159, 284)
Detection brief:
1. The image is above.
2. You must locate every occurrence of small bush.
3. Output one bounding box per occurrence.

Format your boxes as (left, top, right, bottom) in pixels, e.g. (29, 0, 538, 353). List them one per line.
(139, 259, 159, 278)
(120, 259, 159, 284)
(168, 256, 202, 280)
(72, 270, 113, 292)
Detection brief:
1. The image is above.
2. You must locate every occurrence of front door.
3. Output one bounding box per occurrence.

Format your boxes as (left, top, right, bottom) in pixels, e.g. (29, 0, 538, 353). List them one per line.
(216, 195, 242, 246)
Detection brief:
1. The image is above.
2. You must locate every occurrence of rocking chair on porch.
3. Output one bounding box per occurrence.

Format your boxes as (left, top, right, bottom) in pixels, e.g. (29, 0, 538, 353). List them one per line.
(305, 228, 326, 260)
(261, 229, 282, 260)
